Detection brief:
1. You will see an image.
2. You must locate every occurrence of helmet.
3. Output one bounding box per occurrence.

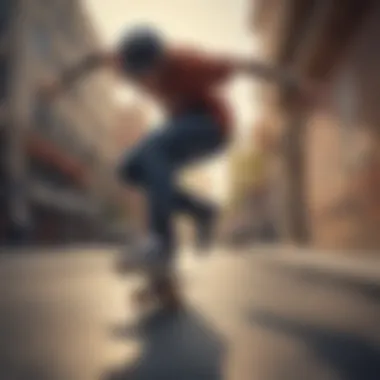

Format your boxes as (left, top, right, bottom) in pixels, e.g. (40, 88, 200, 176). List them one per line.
(117, 26, 165, 76)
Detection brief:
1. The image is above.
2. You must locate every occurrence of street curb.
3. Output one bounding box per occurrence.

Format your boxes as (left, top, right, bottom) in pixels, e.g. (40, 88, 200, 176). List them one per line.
(258, 256, 380, 301)
(0, 244, 122, 256)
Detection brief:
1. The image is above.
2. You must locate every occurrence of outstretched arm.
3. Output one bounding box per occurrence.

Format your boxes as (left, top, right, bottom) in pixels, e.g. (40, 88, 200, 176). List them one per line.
(234, 58, 322, 107)
(190, 50, 302, 92)
(39, 51, 118, 98)
(60, 51, 116, 87)
(235, 59, 299, 89)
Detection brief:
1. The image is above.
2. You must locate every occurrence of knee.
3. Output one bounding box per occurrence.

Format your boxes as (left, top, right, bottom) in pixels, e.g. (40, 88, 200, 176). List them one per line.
(117, 150, 144, 185)
(117, 145, 160, 185)
(117, 137, 166, 185)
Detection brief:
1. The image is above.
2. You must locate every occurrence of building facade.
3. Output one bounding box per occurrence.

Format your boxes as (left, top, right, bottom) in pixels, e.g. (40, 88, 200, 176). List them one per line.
(1, 0, 125, 245)
(252, 0, 380, 250)
(111, 102, 151, 238)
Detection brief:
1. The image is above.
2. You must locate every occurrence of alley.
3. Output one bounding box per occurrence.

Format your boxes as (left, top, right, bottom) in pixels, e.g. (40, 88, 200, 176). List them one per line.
(0, 247, 379, 380)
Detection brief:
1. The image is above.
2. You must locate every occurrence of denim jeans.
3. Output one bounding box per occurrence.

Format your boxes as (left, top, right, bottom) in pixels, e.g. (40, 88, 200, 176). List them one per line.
(117, 111, 227, 262)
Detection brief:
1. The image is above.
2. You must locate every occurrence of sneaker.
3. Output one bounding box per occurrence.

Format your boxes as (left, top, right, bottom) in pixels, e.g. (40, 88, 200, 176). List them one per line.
(116, 235, 169, 275)
(196, 206, 218, 252)
(153, 275, 183, 311)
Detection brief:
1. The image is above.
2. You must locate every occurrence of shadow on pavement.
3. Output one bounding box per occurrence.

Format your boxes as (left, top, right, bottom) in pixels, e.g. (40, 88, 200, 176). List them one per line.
(105, 306, 226, 380)
(248, 309, 380, 380)
(268, 265, 380, 302)
(0, 304, 55, 380)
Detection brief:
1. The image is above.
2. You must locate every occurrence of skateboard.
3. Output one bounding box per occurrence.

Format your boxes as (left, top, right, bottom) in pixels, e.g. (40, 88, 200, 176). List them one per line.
(132, 276, 183, 311)
(114, 252, 184, 311)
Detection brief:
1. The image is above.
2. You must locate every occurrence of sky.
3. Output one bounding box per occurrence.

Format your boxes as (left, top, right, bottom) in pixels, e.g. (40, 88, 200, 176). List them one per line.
(83, 0, 259, 202)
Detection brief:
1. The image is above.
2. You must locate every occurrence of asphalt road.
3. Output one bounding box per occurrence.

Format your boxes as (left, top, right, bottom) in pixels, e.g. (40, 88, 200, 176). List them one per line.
(0, 247, 379, 380)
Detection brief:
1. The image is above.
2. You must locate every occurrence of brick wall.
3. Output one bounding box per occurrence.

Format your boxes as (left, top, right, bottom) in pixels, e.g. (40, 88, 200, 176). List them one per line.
(306, 3, 380, 249)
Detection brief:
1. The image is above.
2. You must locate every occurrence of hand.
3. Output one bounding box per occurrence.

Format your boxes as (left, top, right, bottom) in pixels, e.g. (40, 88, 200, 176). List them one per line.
(37, 77, 62, 100)
(300, 78, 323, 102)
(292, 78, 326, 109)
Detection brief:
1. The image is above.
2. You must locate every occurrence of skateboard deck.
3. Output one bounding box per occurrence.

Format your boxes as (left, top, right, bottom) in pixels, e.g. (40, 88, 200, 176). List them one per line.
(131, 278, 184, 311)
(115, 252, 184, 310)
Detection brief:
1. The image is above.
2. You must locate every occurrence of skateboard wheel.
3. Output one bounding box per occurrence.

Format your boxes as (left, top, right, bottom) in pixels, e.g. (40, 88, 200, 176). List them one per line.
(131, 286, 154, 307)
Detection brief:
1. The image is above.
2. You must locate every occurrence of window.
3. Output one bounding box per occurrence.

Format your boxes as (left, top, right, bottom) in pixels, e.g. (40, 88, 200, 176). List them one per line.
(68, 83, 82, 102)
(83, 144, 97, 166)
(334, 65, 359, 172)
(38, 0, 50, 7)
(56, 0, 77, 43)
(0, 0, 12, 36)
(30, 156, 73, 189)
(54, 113, 74, 152)
(34, 99, 54, 134)
(55, 115, 86, 164)
(0, 57, 8, 101)
(0, 135, 5, 186)
(336, 67, 357, 129)
(32, 24, 51, 62)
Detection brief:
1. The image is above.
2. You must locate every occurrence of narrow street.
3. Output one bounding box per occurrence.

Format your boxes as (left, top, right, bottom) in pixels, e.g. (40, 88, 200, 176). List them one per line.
(0, 247, 379, 380)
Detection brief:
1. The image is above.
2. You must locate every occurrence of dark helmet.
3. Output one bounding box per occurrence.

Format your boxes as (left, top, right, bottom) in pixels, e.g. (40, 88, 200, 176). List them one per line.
(117, 26, 165, 76)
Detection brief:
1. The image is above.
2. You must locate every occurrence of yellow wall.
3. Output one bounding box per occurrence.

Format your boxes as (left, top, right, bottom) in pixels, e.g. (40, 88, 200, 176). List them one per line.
(228, 148, 268, 208)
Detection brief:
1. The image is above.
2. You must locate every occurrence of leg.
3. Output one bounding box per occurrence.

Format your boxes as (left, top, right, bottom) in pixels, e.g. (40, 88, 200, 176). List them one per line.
(117, 112, 226, 268)
(117, 131, 177, 263)
(150, 272, 182, 310)
(174, 188, 218, 249)
(174, 188, 214, 220)
(143, 149, 175, 258)
(118, 151, 213, 221)
(131, 271, 183, 311)
(118, 126, 219, 224)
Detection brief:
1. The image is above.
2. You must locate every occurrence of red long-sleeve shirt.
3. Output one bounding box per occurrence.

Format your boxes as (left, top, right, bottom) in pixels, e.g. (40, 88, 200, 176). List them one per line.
(139, 48, 235, 136)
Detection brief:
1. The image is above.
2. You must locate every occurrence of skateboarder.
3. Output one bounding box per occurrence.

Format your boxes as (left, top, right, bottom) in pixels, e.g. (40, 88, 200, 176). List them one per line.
(40, 26, 316, 307)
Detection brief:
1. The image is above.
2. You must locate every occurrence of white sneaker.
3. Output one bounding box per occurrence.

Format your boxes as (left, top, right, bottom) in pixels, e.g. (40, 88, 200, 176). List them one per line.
(116, 235, 170, 275)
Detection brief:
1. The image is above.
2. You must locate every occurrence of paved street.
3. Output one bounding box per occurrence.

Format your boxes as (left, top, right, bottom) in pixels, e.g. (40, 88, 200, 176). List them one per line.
(0, 247, 379, 380)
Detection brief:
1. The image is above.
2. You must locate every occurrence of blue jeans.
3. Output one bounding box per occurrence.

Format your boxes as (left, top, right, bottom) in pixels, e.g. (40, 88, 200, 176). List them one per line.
(117, 111, 227, 260)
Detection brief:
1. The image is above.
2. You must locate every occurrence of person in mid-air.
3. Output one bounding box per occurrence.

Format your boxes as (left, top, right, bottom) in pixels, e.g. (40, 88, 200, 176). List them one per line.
(40, 26, 316, 305)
